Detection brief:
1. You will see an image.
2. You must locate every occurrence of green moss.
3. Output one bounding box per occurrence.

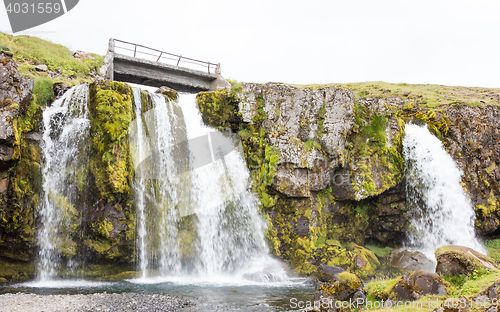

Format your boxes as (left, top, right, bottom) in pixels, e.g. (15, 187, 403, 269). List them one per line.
(365, 276, 401, 300)
(2, 95, 43, 260)
(0, 257, 35, 281)
(196, 89, 240, 132)
(365, 245, 393, 258)
(97, 270, 141, 280)
(486, 238, 500, 262)
(89, 80, 134, 200)
(346, 100, 405, 199)
(96, 219, 114, 239)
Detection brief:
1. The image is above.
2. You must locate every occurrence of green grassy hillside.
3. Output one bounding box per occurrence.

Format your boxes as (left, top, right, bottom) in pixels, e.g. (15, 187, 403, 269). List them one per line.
(0, 32, 104, 107)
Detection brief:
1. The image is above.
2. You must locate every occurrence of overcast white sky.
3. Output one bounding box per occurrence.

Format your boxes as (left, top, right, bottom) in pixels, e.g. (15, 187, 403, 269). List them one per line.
(1, 0, 499, 87)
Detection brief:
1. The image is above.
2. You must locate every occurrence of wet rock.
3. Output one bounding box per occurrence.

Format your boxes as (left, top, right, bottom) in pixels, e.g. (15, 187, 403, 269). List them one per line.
(156, 86, 177, 93)
(53, 82, 71, 98)
(436, 245, 497, 276)
(391, 270, 447, 301)
(388, 248, 435, 272)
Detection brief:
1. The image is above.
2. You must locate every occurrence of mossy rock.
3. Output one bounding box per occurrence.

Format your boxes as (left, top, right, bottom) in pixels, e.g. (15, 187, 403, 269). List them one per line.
(323, 244, 380, 279)
(391, 270, 446, 301)
(0, 45, 13, 57)
(97, 271, 141, 281)
(436, 245, 498, 276)
(0, 257, 35, 281)
(314, 271, 365, 303)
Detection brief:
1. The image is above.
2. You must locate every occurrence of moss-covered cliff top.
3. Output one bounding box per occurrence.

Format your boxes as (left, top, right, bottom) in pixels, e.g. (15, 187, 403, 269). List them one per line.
(288, 81, 500, 108)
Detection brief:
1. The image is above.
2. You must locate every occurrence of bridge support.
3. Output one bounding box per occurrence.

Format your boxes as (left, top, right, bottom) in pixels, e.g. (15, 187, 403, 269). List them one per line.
(100, 39, 230, 93)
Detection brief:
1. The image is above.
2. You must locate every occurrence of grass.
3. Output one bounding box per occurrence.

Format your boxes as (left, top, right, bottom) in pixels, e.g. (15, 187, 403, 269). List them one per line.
(32, 78, 55, 107)
(486, 238, 500, 262)
(444, 269, 500, 296)
(365, 244, 393, 257)
(363, 269, 500, 312)
(290, 81, 500, 108)
(0, 32, 103, 83)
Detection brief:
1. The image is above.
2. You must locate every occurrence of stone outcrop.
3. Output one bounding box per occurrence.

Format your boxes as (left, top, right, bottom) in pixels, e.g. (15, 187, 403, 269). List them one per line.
(196, 82, 500, 278)
(436, 245, 497, 276)
(388, 248, 435, 273)
(443, 105, 500, 235)
(314, 271, 365, 307)
(391, 270, 447, 301)
(0, 51, 38, 264)
(196, 83, 423, 275)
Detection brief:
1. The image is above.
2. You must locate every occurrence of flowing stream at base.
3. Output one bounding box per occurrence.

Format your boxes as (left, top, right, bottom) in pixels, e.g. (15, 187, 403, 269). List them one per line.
(129, 91, 288, 283)
(403, 123, 485, 259)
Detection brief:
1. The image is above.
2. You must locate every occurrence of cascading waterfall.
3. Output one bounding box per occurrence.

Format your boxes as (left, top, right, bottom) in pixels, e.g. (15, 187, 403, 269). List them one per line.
(38, 84, 90, 280)
(403, 123, 485, 260)
(130, 90, 287, 282)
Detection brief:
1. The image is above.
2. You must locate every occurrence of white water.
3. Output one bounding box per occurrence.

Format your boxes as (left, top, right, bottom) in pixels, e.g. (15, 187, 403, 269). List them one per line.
(37, 85, 89, 280)
(403, 123, 485, 260)
(129, 91, 289, 284)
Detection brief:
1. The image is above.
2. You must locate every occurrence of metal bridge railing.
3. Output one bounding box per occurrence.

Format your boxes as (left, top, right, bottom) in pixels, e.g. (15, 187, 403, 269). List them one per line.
(110, 39, 219, 75)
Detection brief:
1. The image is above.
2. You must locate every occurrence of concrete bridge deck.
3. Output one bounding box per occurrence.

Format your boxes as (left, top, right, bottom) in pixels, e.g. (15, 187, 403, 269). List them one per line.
(100, 39, 230, 93)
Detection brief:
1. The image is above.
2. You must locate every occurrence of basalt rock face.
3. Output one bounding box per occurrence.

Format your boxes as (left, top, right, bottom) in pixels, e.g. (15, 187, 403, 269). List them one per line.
(443, 105, 500, 235)
(196, 83, 416, 275)
(196, 82, 499, 276)
(0, 52, 39, 264)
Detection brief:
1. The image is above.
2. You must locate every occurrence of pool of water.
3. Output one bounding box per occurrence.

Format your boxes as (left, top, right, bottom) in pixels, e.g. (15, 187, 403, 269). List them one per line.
(1, 278, 314, 312)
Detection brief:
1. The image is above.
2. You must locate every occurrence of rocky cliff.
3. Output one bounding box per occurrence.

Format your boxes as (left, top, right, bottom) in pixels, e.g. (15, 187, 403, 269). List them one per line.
(0, 45, 499, 280)
(196, 82, 499, 275)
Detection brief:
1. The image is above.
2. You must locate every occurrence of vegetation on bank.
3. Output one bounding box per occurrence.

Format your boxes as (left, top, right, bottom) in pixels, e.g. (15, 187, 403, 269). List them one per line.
(291, 81, 500, 108)
(0, 32, 104, 108)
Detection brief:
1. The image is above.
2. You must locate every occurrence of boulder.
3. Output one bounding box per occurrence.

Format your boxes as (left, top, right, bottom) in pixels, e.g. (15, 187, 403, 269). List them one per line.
(476, 280, 500, 301)
(314, 271, 365, 304)
(155, 86, 178, 101)
(436, 245, 497, 276)
(0, 52, 34, 122)
(34, 64, 48, 72)
(317, 264, 345, 283)
(389, 248, 435, 272)
(391, 270, 447, 301)
(73, 50, 95, 61)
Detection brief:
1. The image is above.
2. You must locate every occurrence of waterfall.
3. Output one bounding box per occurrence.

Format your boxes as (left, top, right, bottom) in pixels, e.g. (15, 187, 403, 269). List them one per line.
(403, 123, 485, 260)
(129, 91, 287, 282)
(38, 84, 90, 280)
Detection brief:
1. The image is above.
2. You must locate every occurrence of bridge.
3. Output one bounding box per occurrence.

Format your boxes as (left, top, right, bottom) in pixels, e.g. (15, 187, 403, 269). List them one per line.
(100, 39, 230, 93)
